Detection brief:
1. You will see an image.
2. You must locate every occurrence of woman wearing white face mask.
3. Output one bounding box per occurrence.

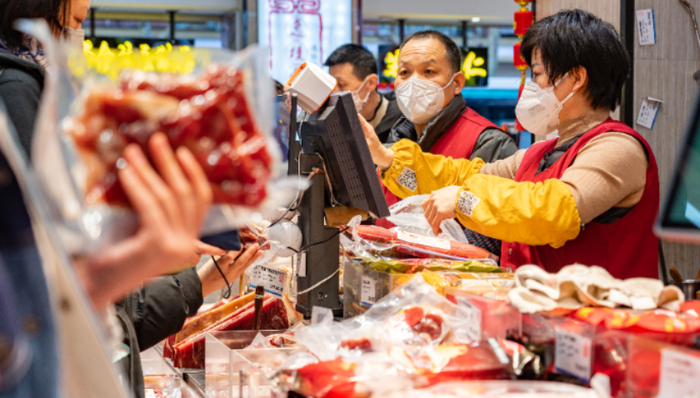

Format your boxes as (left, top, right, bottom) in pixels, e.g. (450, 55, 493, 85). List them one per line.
(363, 9, 659, 280)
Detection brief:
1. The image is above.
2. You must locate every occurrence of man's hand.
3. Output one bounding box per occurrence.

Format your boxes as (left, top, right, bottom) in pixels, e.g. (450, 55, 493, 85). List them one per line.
(80, 133, 213, 309)
(197, 244, 263, 297)
(358, 114, 394, 170)
(422, 186, 462, 235)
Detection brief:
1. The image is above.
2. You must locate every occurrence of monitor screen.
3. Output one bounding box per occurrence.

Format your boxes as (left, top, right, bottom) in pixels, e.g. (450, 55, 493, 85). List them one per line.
(657, 86, 700, 243)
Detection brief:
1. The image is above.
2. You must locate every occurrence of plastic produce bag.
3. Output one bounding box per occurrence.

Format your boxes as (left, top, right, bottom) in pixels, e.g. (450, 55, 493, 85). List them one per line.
(29, 25, 305, 255)
(387, 195, 469, 244)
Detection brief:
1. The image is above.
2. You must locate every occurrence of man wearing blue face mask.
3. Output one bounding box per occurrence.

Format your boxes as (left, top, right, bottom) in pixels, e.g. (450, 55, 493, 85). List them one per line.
(371, 30, 517, 251)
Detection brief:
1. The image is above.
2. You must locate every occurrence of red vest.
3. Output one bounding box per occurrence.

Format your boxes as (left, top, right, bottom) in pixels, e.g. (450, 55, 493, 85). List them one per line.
(376, 107, 498, 229)
(501, 119, 660, 280)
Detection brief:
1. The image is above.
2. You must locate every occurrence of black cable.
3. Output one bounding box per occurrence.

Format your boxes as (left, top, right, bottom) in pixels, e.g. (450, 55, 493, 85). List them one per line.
(211, 255, 232, 299)
(286, 227, 350, 255)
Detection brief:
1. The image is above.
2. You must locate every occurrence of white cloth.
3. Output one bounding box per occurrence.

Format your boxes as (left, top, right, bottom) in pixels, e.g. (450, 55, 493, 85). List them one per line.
(508, 264, 684, 313)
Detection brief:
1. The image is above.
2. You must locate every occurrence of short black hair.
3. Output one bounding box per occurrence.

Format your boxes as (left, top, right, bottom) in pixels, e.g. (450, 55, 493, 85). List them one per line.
(0, 0, 71, 50)
(400, 30, 462, 74)
(521, 9, 630, 112)
(324, 44, 378, 80)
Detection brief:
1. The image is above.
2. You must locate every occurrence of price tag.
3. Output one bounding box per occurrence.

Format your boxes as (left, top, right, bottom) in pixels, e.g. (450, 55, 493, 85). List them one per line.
(657, 349, 700, 398)
(397, 231, 451, 250)
(361, 275, 376, 306)
(296, 252, 307, 277)
(636, 9, 656, 45)
(554, 328, 592, 382)
(145, 390, 157, 398)
(637, 99, 660, 129)
(249, 265, 286, 297)
(455, 297, 482, 341)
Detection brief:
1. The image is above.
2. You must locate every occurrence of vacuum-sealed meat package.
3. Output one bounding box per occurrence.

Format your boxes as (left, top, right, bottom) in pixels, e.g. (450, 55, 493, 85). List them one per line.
(30, 31, 303, 254)
(66, 66, 273, 208)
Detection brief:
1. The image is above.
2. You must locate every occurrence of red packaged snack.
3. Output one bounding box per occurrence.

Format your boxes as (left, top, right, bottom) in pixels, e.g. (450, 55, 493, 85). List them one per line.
(292, 358, 359, 398)
(354, 225, 495, 261)
(65, 65, 272, 208)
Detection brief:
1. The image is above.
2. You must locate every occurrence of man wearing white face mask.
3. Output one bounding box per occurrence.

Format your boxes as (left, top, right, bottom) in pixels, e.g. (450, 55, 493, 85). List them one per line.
(370, 30, 517, 243)
(325, 44, 402, 143)
(363, 10, 660, 281)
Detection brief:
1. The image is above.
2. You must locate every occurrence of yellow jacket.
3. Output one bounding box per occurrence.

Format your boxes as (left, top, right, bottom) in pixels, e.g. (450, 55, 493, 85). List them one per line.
(381, 140, 581, 248)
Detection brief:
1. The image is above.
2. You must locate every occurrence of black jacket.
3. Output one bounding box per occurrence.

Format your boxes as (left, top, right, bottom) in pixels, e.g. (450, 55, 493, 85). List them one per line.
(116, 268, 204, 398)
(374, 91, 403, 144)
(0, 53, 44, 159)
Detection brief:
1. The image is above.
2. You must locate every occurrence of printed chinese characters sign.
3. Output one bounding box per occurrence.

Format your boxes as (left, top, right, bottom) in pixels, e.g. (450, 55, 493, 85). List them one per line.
(259, 0, 352, 84)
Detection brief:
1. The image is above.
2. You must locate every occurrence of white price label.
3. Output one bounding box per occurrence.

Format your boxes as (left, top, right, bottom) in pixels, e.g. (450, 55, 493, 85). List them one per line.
(249, 265, 286, 297)
(658, 349, 700, 398)
(361, 275, 376, 306)
(637, 99, 660, 129)
(636, 9, 656, 45)
(554, 328, 592, 382)
(397, 231, 451, 250)
(456, 297, 482, 341)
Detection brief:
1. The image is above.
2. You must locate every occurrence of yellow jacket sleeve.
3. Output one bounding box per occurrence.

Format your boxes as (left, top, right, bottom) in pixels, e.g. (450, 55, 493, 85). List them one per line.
(381, 139, 485, 199)
(454, 174, 582, 248)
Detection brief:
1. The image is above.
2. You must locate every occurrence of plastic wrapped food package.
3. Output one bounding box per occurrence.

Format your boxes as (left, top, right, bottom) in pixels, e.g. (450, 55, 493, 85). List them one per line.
(383, 380, 599, 398)
(274, 278, 514, 398)
(29, 27, 304, 255)
(443, 289, 520, 342)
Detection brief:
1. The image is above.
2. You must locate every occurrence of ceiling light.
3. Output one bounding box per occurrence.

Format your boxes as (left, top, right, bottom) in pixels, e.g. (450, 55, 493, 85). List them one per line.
(471, 17, 481, 23)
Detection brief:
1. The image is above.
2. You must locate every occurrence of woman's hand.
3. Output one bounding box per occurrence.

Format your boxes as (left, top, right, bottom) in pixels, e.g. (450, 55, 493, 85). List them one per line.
(197, 244, 263, 297)
(358, 114, 394, 170)
(80, 133, 213, 309)
(422, 186, 462, 235)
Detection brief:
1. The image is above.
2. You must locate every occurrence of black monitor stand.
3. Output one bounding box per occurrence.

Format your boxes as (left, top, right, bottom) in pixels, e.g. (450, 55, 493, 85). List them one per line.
(287, 95, 342, 320)
(295, 153, 342, 319)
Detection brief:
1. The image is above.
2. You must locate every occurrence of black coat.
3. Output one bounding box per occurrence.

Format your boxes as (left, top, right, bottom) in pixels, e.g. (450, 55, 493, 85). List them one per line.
(0, 53, 44, 159)
(116, 268, 204, 398)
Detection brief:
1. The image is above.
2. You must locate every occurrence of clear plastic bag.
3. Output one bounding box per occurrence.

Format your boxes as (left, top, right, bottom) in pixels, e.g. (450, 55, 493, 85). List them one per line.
(387, 195, 469, 244)
(275, 279, 514, 398)
(295, 277, 476, 360)
(341, 216, 500, 265)
(385, 380, 599, 398)
(26, 21, 305, 255)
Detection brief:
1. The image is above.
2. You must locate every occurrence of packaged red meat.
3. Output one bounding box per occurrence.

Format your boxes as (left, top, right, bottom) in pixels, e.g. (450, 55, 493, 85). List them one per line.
(172, 294, 298, 369)
(347, 224, 499, 263)
(571, 307, 700, 347)
(444, 290, 520, 342)
(384, 381, 598, 398)
(31, 40, 302, 254)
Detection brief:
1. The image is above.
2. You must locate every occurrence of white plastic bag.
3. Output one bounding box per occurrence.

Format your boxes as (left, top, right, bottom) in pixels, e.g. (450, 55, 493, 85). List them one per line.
(387, 195, 469, 244)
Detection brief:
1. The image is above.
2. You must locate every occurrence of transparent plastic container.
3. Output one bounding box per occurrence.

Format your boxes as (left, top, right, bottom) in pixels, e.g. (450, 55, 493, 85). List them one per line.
(141, 347, 199, 398)
(205, 330, 302, 398)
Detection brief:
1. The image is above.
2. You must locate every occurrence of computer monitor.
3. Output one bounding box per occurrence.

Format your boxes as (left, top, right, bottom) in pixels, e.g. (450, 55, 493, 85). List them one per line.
(289, 91, 389, 318)
(657, 85, 700, 244)
(298, 91, 390, 219)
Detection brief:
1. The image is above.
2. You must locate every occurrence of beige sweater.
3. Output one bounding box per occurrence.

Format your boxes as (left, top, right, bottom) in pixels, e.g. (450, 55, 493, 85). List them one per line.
(480, 109, 648, 224)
